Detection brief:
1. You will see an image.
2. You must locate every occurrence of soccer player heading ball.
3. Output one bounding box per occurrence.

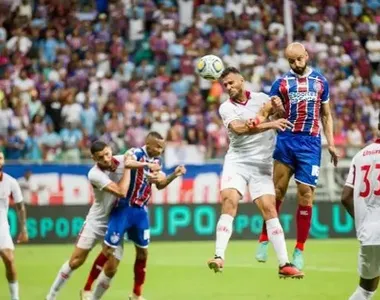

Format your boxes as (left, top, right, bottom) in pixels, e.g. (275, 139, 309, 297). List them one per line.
(255, 42, 339, 270)
(207, 66, 303, 279)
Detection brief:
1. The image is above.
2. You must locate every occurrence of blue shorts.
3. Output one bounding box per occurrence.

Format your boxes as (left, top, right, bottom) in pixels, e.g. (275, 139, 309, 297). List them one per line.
(105, 205, 150, 249)
(273, 132, 322, 187)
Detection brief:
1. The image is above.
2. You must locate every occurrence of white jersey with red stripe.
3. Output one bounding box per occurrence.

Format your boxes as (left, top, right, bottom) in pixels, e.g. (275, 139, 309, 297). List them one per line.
(0, 172, 23, 229)
(85, 155, 125, 235)
(270, 68, 329, 136)
(345, 140, 380, 245)
(218, 90, 276, 164)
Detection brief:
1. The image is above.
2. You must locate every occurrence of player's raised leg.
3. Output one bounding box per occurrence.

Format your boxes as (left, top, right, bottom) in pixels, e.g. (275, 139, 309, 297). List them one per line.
(208, 185, 241, 273)
(256, 161, 293, 263)
(0, 249, 19, 300)
(292, 182, 314, 270)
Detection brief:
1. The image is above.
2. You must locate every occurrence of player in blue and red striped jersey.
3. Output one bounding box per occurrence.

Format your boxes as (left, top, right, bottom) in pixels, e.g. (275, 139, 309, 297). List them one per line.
(91, 131, 186, 300)
(255, 42, 339, 271)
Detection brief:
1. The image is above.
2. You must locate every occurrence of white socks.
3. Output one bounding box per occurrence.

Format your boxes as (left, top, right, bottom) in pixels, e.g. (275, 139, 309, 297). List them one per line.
(266, 218, 289, 267)
(92, 271, 112, 300)
(48, 261, 73, 296)
(349, 286, 375, 300)
(9, 281, 19, 300)
(215, 214, 234, 259)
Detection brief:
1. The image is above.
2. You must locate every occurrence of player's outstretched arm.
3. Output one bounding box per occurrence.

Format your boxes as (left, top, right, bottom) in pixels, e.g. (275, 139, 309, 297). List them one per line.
(321, 102, 339, 166)
(124, 153, 161, 172)
(341, 186, 354, 219)
(152, 165, 187, 190)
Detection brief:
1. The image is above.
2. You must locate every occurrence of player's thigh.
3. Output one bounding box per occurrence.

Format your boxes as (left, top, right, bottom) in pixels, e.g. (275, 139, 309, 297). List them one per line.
(127, 209, 150, 250)
(221, 162, 247, 200)
(294, 136, 322, 188)
(249, 164, 277, 218)
(273, 134, 295, 171)
(0, 230, 15, 253)
(75, 222, 99, 252)
(273, 160, 294, 200)
(358, 245, 380, 281)
(104, 208, 129, 249)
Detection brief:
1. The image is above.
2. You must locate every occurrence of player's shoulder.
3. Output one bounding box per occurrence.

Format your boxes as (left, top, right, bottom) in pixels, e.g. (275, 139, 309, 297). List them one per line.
(2, 172, 17, 183)
(310, 69, 328, 82)
(250, 91, 269, 103)
(88, 164, 103, 179)
(218, 99, 234, 114)
(113, 155, 124, 164)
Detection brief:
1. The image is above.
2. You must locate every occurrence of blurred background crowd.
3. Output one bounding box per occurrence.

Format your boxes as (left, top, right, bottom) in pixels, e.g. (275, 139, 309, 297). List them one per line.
(0, 0, 379, 162)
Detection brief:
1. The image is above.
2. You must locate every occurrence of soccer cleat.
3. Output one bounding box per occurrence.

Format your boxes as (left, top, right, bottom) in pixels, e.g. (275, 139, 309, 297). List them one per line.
(255, 241, 269, 263)
(292, 248, 304, 270)
(129, 293, 147, 300)
(278, 263, 304, 279)
(207, 256, 224, 273)
(80, 289, 93, 300)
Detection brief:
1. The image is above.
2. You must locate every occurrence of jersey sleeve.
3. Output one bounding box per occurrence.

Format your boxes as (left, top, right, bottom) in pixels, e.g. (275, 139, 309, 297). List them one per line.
(269, 78, 283, 99)
(125, 148, 145, 161)
(88, 168, 112, 191)
(218, 103, 239, 128)
(11, 178, 23, 204)
(321, 77, 330, 103)
(345, 160, 355, 188)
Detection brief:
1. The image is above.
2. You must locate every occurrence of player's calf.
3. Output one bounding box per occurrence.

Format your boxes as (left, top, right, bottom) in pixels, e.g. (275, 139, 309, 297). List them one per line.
(133, 246, 148, 297)
(92, 246, 119, 300)
(0, 249, 19, 300)
(46, 248, 90, 299)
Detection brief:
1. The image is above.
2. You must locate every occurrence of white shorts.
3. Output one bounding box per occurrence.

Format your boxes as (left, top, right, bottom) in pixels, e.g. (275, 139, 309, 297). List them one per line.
(0, 230, 14, 251)
(76, 222, 124, 261)
(358, 245, 380, 279)
(221, 161, 275, 200)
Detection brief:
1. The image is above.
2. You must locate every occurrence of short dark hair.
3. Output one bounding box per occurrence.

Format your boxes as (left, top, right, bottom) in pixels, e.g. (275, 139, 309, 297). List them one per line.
(220, 66, 241, 79)
(147, 131, 164, 140)
(90, 140, 108, 155)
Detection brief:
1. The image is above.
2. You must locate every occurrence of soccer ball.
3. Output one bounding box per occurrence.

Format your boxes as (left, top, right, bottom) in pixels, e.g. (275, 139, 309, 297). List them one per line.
(196, 55, 224, 80)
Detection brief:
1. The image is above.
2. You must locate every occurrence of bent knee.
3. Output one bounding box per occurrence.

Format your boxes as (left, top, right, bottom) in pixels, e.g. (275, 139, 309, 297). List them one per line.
(221, 190, 240, 216)
(1, 252, 14, 267)
(297, 185, 314, 206)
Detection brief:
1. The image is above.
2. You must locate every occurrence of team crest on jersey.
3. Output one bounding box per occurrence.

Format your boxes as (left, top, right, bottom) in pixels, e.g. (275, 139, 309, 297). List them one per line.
(110, 232, 120, 244)
(313, 80, 322, 93)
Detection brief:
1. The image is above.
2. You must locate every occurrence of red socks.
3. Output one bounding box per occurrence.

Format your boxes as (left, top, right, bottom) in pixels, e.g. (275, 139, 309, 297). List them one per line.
(295, 205, 312, 251)
(84, 252, 108, 291)
(259, 200, 283, 242)
(133, 258, 147, 296)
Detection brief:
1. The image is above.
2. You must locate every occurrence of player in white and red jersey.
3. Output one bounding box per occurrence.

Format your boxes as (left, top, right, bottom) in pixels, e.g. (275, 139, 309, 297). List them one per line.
(46, 141, 160, 300)
(0, 151, 28, 300)
(342, 120, 380, 300)
(207, 67, 303, 279)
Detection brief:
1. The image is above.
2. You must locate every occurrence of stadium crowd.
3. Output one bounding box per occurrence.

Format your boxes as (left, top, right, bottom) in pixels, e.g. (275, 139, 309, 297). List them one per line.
(0, 0, 379, 162)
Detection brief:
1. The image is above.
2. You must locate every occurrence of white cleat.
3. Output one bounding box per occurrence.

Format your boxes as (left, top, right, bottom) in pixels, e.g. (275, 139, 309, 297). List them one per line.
(80, 290, 93, 300)
(128, 293, 147, 300)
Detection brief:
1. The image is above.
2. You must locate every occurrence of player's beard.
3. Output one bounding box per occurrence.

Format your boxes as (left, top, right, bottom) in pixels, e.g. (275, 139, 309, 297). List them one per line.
(292, 64, 307, 75)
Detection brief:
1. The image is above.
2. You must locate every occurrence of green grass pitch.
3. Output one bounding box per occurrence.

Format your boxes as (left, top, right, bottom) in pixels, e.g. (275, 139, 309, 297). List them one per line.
(0, 240, 378, 299)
